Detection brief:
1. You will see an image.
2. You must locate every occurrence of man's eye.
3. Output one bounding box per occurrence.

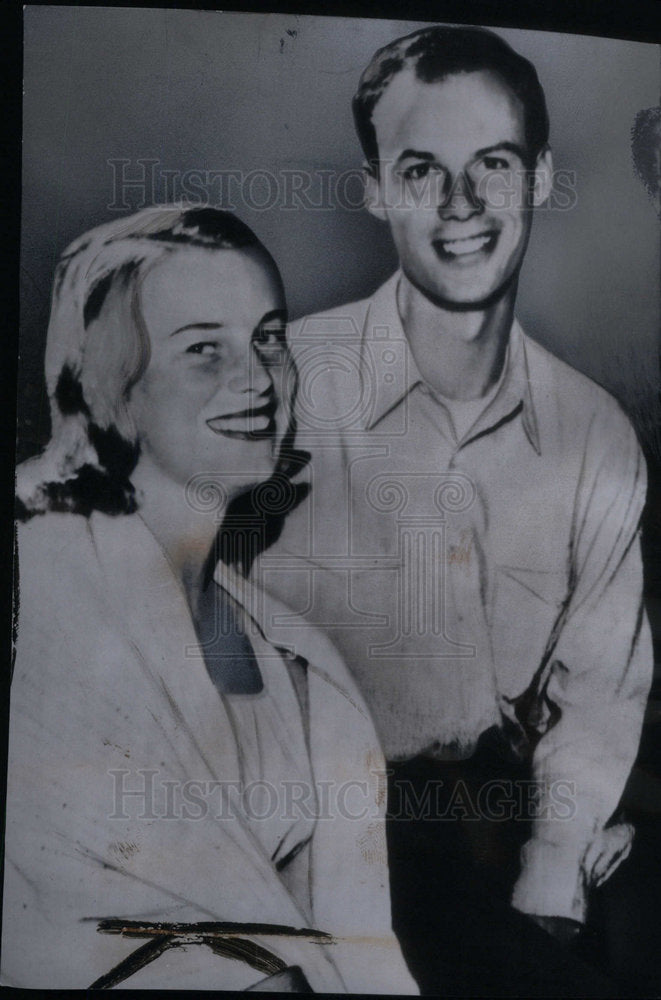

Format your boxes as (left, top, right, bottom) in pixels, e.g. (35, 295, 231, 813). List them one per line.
(186, 342, 219, 357)
(402, 162, 431, 181)
(254, 327, 286, 348)
(254, 327, 287, 366)
(482, 156, 510, 170)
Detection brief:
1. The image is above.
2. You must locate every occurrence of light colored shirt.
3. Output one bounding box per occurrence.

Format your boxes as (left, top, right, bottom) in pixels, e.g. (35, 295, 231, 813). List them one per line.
(255, 271, 653, 922)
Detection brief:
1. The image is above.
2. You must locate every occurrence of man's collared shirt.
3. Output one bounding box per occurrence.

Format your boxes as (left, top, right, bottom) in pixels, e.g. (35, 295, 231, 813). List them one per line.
(256, 271, 652, 921)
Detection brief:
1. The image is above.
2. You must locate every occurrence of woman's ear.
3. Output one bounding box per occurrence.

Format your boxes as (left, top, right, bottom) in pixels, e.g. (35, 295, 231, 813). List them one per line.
(363, 164, 388, 222)
(532, 146, 554, 208)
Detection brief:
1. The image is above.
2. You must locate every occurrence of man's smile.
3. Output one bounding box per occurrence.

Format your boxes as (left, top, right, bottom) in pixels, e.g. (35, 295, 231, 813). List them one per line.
(432, 229, 498, 261)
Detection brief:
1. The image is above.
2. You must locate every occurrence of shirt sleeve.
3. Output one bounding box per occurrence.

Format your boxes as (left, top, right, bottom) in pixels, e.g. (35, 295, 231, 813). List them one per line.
(511, 407, 653, 922)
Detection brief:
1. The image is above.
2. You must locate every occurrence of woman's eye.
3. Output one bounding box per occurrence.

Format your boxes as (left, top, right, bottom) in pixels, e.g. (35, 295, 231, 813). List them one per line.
(403, 162, 431, 181)
(186, 342, 219, 357)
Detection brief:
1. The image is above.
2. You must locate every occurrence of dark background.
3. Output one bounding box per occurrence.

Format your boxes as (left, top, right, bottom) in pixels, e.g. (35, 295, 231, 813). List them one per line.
(10, 3, 661, 995)
(20, 7, 660, 460)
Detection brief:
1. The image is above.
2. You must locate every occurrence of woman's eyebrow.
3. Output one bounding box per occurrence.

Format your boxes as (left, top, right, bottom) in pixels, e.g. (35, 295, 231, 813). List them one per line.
(169, 321, 223, 337)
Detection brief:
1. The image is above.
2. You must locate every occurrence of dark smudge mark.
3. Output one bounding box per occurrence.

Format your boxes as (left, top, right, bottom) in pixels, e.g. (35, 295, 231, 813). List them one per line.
(94, 917, 332, 940)
(280, 28, 298, 53)
(89, 934, 177, 989)
(89, 919, 331, 989)
(632, 107, 661, 215)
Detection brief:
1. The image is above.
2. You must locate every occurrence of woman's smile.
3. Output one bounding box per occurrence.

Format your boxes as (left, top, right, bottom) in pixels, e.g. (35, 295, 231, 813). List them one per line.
(127, 246, 289, 494)
(205, 394, 278, 439)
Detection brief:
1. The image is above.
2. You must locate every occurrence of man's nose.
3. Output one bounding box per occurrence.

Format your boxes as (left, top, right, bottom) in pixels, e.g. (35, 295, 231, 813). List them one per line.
(438, 171, 483, 222)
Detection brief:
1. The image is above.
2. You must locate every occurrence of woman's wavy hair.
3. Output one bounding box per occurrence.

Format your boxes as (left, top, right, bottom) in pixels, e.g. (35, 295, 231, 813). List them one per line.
(17, 206, 309, 568)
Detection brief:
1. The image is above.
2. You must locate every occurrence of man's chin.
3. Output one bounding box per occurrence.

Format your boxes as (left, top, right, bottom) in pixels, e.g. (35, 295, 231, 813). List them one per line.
(408, 269, 518, 313)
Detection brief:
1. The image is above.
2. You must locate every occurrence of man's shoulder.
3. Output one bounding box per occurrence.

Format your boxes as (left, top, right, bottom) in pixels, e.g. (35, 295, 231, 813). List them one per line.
(288, 285, 385, 343)
(522, 331, 637, 446)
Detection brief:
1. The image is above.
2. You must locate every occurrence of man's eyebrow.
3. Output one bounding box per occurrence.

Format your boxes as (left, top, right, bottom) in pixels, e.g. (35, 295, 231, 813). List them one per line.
(394, 142, 528, 165)
(257, 309, 288, 326)
(169, 321, 223, 337)
(473, 142, 527, 160)
(396, 149, 436, 164)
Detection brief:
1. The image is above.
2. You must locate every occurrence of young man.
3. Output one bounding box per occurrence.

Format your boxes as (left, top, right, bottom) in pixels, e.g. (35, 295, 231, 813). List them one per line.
(255, 26, 652, 993)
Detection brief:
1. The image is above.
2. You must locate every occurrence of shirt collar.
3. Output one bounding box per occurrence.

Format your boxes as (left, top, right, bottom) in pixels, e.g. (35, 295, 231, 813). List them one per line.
(503, 319, 541, 455)
(361, 271, 541, 455)
(360, 272, 424, 427)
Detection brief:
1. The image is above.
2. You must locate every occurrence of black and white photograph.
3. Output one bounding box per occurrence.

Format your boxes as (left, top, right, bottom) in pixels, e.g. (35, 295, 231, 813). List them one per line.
(2, 4, 660, 994)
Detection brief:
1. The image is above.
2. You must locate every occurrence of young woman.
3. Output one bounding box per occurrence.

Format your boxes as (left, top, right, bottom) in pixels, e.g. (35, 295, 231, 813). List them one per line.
(3, 207, 416, 993)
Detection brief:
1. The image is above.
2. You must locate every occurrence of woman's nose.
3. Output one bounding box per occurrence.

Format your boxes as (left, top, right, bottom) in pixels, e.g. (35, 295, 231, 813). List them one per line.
(226, 349, 272, 395)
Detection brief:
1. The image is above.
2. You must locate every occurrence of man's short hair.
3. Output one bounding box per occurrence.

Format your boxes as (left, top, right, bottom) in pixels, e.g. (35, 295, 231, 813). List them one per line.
(353, 26, 550, 170)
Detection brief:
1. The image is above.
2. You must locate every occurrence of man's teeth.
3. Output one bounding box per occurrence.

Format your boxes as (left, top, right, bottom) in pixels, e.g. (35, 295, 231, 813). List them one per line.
(440, 234, 492, 255)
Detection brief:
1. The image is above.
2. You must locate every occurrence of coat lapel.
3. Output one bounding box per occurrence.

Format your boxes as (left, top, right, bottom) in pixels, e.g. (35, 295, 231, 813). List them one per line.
(88, 513, 347, 990)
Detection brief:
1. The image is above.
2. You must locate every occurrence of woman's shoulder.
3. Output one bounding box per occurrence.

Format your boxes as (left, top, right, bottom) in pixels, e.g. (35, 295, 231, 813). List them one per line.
(16, 511, 134, 593)
(18, 509, 136, 545)
(16, 514, 95, 605)
(18, 510, 93, 557)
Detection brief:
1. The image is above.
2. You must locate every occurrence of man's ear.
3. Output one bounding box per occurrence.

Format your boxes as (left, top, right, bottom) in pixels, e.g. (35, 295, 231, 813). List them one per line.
(363, 164, 388, 222)
(531, 146, 553, 207)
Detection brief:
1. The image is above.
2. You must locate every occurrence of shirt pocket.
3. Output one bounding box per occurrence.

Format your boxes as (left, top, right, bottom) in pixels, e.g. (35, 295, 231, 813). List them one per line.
(490, 565, 566, 699)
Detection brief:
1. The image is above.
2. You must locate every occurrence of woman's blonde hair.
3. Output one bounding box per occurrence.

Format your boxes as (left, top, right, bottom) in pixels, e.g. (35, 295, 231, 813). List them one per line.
(17, 206, 264, 516)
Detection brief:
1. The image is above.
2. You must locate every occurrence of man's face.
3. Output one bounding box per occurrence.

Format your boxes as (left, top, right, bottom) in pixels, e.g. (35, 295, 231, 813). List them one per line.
(366, 68, 552, 308)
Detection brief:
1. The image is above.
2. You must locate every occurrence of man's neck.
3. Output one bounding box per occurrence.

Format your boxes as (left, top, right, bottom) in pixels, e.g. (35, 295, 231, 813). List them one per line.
(397, 273, 516, 401)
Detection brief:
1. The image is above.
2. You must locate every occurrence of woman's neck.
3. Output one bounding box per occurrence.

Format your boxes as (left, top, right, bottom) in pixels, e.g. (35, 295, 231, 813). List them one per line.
(130, 459, 226, 612)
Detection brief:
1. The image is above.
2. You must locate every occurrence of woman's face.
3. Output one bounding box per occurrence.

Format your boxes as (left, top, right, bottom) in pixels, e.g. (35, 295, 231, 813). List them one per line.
(127, 245, 290, 498)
